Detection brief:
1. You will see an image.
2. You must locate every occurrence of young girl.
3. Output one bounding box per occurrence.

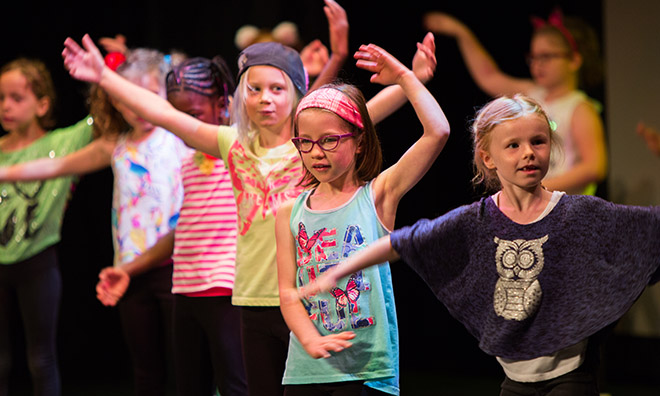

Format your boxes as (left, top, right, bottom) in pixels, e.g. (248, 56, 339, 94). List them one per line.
(424, 8, 607, 195)
(61, 28, 436, 395)
(275, 42, 450, 396)
(95, 55, 248, 396)
(303, 95, 660, 395)
(0, 49, 188, 396)
(0, 58, 94, 396)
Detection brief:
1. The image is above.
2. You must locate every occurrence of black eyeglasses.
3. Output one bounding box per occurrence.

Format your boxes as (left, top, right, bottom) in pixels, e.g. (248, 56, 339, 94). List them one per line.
(525, 52, 571, 65)
(291, 133, 355, 153)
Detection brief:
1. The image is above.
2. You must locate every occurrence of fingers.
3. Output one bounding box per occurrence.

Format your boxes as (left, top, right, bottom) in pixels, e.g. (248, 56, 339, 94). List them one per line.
(422, 31, 436, 53)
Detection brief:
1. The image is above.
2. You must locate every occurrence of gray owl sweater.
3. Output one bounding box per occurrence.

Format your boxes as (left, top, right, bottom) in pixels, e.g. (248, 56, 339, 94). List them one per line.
(391, 195, 660, 360)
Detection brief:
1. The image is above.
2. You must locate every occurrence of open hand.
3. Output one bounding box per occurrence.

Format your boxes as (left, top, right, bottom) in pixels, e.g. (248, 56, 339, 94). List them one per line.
(303, 332, 356, 359)
(354, 44, 411, 86)
(324, 0, 349, 59)
(62, 34, 106, 84)
(412, 32, 437, 84)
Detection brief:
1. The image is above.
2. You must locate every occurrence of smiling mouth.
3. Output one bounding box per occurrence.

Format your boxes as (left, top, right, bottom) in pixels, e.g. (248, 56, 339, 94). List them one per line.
(519, 165, 539, 172)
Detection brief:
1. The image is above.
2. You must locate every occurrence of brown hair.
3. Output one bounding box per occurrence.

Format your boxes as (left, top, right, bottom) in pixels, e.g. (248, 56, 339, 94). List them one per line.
(89, 48, 169, 138)
(471, 94, 560, 192)
(532, 16, 603, 90)
(294, 83, 382, 189)
(1, 58, 56, 130)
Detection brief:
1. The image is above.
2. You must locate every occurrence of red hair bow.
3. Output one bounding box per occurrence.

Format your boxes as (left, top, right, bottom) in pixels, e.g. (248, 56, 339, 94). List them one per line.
(530, 8, 578, 53)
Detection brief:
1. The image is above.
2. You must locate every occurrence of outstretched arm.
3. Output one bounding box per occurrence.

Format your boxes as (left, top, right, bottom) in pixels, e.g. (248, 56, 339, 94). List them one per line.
(276, 201, 355, 359)
(423, 11, 534, 97)
(308, 0, 349, 91)
(366, 32, 437, 124)
(96, 230, 175, 306)
(0, 137, 114, 182)
(357, 43, 450, 229)
(300, 235, 399, 298)
(543, 102, 608, 194)
(62, 35, 222, 157)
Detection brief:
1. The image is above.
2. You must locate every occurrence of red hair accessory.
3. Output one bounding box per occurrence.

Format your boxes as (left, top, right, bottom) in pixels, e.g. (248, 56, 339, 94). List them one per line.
(530, 8, 578, 53)
(296, 87, 363, 128)
(104, 52, 126, 71)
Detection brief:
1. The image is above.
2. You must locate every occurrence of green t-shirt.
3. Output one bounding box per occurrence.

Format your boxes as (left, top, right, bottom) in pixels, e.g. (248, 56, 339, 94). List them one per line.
(0, 117, 94, 264)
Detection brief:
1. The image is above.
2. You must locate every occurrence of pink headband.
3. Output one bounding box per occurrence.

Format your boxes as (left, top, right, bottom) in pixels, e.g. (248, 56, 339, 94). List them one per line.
(295, 87, 364, 129)
(531, 8, 578, 53)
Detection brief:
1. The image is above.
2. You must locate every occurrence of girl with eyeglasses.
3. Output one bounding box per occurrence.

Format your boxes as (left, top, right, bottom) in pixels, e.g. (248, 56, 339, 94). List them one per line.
(60, 6, 438, 392)
(275, 42, 449, 396)
(424, 7, 607, 196)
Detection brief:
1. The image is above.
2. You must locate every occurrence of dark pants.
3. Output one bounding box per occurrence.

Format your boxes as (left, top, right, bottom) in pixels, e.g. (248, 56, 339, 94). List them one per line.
(285, 381, 390, 396)
(173, 294, 247, 396)
(240, 306, 290, 396)
(0, 246, 61, 396)
(119, 263, 174, 396)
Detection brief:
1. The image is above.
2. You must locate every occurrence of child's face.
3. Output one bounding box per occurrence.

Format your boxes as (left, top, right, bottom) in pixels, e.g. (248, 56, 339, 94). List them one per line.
(0, 69, 49, 133)
(244, 65, 294, 133)
(296, 108, 359, 186)
(114, 72, 162, 134)
(528, 33, 579, 90)
(480, 114, 551, 191)
(168, 90, 229, 126)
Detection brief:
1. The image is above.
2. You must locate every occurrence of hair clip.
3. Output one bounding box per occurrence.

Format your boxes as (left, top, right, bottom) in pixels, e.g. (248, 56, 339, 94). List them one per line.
(104, 52, 126, 71)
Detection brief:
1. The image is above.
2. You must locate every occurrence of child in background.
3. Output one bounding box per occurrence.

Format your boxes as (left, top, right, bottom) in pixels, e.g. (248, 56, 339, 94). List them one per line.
(0, 49, 188, 396)
(61, 23, 436, 395)
(96, 55, 248, 396)
(303, 94, 660, 395)
(0, 58, 94, 396)
(276, 41, 448, 395)
(424, 8, 607, 195)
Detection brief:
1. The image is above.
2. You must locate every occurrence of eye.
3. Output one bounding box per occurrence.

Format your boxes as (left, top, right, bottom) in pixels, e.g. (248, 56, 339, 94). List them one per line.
(321, 136, 340, 145)
(506, 142, 519, 149)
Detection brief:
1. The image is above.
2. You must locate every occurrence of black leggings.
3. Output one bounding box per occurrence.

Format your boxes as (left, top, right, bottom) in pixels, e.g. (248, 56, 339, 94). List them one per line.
(240, 306, 290, 396)
(118, 263, 174, 396)
(172, 295, 247, 396)
(284, 381, 390, 396)
(0, 246, 61, 396)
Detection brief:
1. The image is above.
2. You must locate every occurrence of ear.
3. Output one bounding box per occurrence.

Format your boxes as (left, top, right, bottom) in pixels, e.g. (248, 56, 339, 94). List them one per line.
(355, 132, 364, 154)
(35, 96, 50, 118)
(480, 149, 496, 170)
(569, 51, 583, 72)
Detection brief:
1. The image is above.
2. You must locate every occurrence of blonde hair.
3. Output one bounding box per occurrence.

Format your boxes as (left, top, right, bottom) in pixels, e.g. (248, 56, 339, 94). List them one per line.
(231, 66, 300, 148)
(471, 94, 560, 192)
(1, 58, 56, 130)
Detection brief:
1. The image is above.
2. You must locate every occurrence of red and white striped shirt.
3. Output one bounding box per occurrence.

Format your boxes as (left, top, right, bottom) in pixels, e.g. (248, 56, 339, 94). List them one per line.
(172, 152, 238, 296)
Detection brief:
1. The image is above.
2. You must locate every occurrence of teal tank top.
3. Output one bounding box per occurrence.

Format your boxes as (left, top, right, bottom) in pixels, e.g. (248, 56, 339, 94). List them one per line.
(283, 181, 399, 395)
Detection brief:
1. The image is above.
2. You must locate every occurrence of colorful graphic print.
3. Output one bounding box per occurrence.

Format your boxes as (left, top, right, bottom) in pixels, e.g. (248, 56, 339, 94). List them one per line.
(227, 142, 304, 235)
(296, 221, 375, 332)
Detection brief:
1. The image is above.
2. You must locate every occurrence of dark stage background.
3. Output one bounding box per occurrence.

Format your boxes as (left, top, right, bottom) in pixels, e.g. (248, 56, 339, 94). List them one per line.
(6, 1, 656, 394)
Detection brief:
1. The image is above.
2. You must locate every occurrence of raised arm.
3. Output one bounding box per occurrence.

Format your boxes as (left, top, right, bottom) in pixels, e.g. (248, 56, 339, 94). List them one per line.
(357, 43, 450, 229)
(543, 101, 608, 194)
(275, 201, 355, 359)
(62, 35, 221, 157)
(0, 137, 114, 182)
(300, 235, 399, 298)
(308, 0, 349, 91)
(367, 32, 437, 124)
(423, 11, 534, 97)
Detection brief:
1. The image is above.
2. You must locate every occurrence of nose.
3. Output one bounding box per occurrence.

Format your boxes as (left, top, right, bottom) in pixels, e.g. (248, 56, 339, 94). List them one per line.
(521, 143, 535, 159)
(259, 89, 272, 103)
(309, 142, 325, 158)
